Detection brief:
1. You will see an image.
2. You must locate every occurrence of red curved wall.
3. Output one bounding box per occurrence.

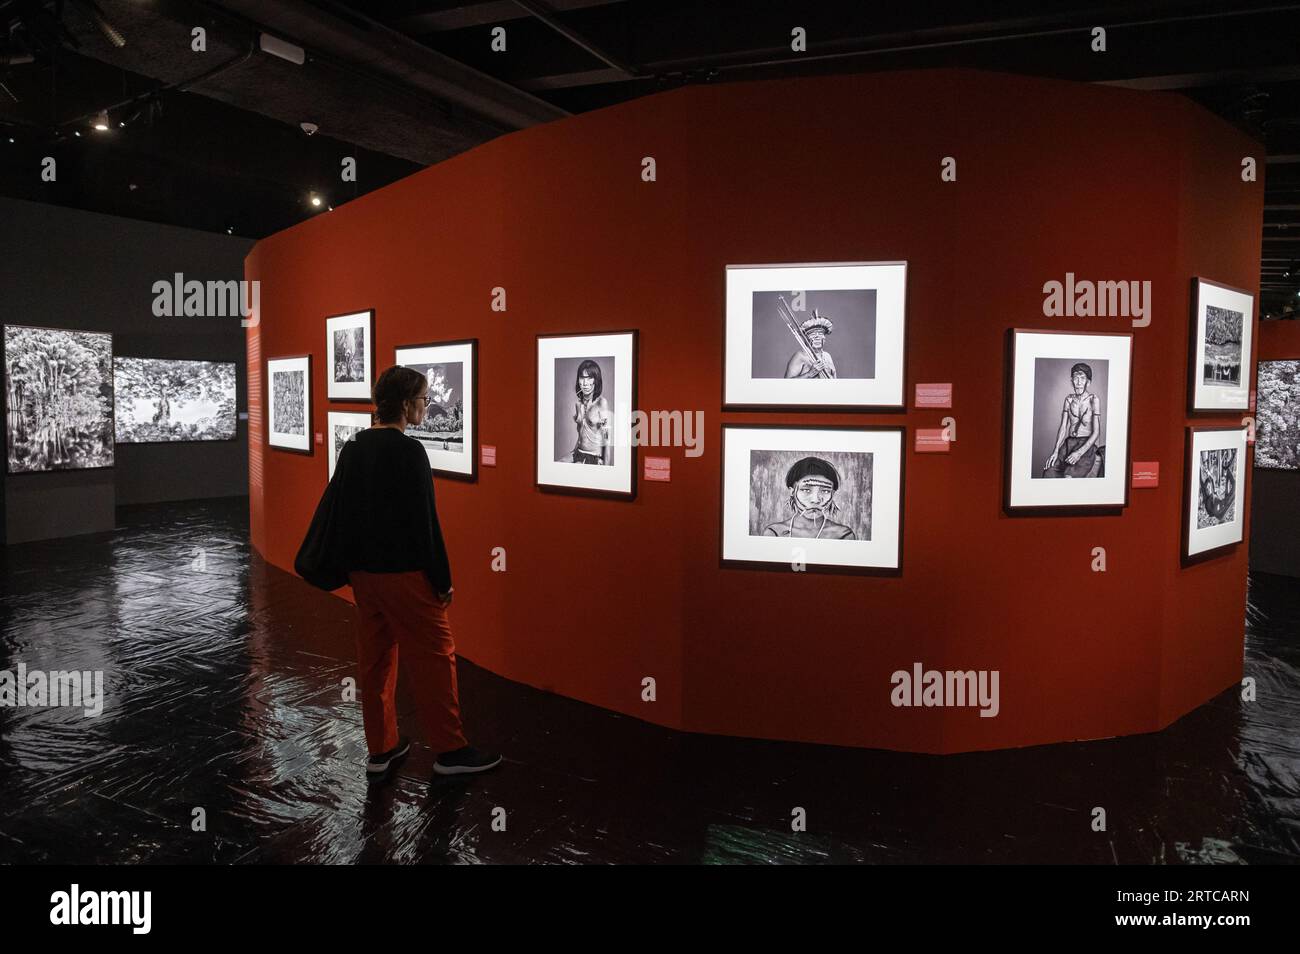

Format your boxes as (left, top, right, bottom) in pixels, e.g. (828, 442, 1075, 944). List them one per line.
(1260, 319, 1300, 360)
(246, 69, 1262, 753)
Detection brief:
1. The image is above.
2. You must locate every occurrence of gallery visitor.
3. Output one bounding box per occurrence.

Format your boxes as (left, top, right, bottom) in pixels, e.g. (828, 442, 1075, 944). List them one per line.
(295, 365, 502, 782)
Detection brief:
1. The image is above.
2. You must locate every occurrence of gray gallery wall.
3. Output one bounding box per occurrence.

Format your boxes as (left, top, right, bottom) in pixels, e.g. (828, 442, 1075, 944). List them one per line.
(1250, 468, 1300, 578)
(1, 196, 253, 544)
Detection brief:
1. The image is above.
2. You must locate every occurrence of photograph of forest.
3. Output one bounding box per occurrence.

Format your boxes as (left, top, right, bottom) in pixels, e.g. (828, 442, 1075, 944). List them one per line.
(272, 369, 306, 435)
(1257, 360, 1300, 470)
(1202, 305, 1244, 387)
(4, 324, 114, 473)
(333, 327, 365, 384)
(114, 358, 237, 443)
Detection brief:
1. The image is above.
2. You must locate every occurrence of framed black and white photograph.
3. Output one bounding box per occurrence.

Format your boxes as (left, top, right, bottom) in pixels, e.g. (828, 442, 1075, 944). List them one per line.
(1183, 426, 1248, 562)
(721, 424, 904, 573)
(1189, 278, 1253, 412)
(327, 410, 371, 479)
(266, 354, 312, 454)
(326, 309, 375, 401)
(1005, 329, 1133, 512)
(723, 261, 907, 410)
(395, 338, 477, 481)
(1255, 359, 1300, 470)
(535, 330, 637, 499)
(4, 324, 114, 473)
(114, 358, 236, 443)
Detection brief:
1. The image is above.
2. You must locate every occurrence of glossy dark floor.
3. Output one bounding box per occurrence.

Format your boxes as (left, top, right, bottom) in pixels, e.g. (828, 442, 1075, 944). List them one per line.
(1, 498, 1297, 864)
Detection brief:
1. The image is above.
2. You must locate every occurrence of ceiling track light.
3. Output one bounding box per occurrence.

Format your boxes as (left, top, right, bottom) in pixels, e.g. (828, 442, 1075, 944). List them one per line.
(92, 110, 110, 132)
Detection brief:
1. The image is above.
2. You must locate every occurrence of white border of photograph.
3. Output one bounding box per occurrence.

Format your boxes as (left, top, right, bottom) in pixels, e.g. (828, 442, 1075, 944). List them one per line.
(395, 340, 476, 478)
(1184, 426, 1247, 560)
(721, 425, 903, 571)
(1007, 330, 1132, 510)
(535, 331, 636, 497)
(724, 261, 907, 409)
(326, 309, 374, 401)
(1191, 279, 1253, 411)
(266, 355, 311, 453)
(327, 411, 371, 479)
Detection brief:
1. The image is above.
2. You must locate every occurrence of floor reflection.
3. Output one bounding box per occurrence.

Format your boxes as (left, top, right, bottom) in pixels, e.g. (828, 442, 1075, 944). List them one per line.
(0, 497, 1296, 864)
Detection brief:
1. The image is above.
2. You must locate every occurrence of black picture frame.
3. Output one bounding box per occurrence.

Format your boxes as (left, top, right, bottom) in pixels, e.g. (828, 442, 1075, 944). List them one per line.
(718, 422, 906, 576)
(534, 329, 639, 501)
(265, 352, 314, 456)
(1002, 327, 1134, 516)
(1181, 424, 1249, 566)
(720, 261, 910, 413)
(325, 308, 376, 403)
(1187, 277, 1254, 415)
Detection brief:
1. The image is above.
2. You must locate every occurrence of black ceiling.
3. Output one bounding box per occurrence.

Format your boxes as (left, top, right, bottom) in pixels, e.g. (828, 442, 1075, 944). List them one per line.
(4, 0, 1300, 314)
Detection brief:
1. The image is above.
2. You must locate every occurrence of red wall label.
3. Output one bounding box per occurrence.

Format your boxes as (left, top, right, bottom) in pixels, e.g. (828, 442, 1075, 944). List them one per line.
(915, 429, 950, 453)
(915, 383, 952, 408)
(644, 456, 671, 481)
(314, 432, 323, 445)
(1132, 462, 1159, 488)
(481, 445, 497, 466)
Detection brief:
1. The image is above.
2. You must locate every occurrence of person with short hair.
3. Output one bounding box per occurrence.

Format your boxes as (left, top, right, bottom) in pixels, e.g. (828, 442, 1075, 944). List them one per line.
(762, 456, 856, 539)
(298, 364, 501, 782)
(1044, 362, 1102, 479)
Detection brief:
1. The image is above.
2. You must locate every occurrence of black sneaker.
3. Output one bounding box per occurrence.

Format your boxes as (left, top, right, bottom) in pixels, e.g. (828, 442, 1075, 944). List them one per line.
(366, 737, 411, 782)
(433, 745, 502, 776)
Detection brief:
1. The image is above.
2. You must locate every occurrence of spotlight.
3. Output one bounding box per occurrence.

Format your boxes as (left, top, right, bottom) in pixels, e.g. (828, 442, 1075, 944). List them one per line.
(310, 194, 322, 207)
(92, 111, 110, 132)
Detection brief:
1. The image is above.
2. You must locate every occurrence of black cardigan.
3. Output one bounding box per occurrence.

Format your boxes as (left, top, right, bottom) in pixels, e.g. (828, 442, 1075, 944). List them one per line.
(295, 427, 453, 594)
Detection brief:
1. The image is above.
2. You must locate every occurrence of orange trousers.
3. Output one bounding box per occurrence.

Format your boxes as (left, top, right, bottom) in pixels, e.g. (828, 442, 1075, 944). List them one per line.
(349, 570, 468, 756)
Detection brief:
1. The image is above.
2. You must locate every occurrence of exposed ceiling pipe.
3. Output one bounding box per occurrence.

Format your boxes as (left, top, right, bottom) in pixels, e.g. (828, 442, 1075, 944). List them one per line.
(634, 3, 1300, 82)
